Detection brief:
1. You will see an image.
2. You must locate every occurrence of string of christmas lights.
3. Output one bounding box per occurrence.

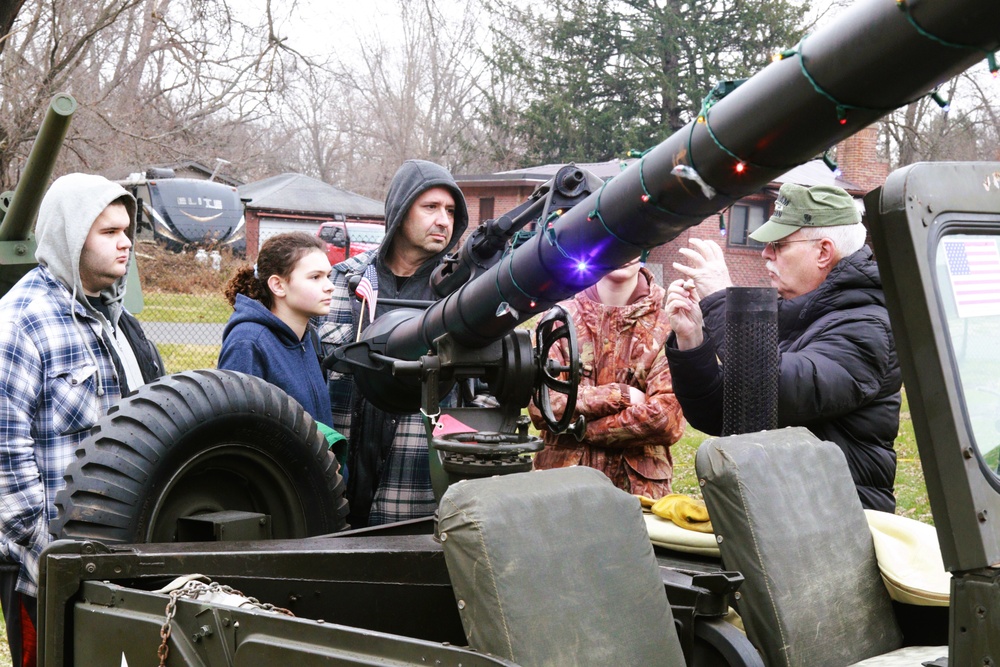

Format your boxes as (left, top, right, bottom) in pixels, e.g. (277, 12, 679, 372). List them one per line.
(495, 250, 541, 309)
(630, 148, 694, 216)
(896, 0, 999, 78)
(525, 172, 655, 282)
(670, 0, 1000, 190)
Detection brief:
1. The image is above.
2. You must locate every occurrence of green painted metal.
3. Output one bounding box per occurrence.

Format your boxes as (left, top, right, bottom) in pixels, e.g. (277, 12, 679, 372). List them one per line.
(0, 93, 76, 296)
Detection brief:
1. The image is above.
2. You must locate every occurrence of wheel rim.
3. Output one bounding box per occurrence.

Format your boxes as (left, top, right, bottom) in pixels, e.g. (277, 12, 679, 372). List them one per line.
(145, 444, 307, 542)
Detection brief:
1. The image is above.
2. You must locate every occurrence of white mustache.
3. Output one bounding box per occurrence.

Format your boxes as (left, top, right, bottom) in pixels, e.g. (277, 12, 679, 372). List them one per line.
(765, 261, 780, 278)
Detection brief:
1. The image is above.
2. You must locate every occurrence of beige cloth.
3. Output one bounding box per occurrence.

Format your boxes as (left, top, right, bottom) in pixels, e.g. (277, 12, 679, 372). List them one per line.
(864, 509, 951, 606)
(643, 513, 720, 557)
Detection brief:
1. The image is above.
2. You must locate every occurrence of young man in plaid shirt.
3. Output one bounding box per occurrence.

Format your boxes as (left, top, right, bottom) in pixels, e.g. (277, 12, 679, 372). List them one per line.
(0, 174, 162, 666)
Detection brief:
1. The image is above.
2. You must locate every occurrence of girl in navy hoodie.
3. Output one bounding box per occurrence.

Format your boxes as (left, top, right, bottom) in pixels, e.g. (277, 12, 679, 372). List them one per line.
(219, 232, 335, 427)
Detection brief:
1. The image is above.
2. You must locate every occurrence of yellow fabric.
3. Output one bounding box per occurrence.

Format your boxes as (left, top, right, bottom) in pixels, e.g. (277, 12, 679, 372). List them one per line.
(650, 494, 714, 533)
(864, 509, 951, 607)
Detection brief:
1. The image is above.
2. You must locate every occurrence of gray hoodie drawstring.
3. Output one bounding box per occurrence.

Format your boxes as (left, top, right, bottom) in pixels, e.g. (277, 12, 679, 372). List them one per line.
(69, 283, 105, 397)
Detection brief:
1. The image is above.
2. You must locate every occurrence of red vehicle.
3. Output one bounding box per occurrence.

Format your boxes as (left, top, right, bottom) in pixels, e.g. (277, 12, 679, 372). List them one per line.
(317, 220, 385, 264)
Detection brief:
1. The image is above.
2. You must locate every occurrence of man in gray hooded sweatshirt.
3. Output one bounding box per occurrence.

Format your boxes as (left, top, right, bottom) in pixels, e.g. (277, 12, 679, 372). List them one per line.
(320, 160, 468, 527)
(0, 173, 162, 665)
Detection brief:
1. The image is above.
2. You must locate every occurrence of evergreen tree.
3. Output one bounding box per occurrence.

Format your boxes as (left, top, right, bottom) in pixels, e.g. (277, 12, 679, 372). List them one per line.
(483, 0, 808, 165)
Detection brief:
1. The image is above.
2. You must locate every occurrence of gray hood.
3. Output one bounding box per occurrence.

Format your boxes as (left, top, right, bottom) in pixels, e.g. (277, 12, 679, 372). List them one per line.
(35, 173, 137, 311)
(378, 159, 468, 269)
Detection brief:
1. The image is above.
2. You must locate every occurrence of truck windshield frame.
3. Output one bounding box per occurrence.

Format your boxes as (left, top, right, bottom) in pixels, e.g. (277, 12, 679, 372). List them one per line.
(866, 162, 1000, 573)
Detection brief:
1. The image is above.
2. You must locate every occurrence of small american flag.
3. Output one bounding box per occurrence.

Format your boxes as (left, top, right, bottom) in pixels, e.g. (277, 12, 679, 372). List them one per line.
(943, 239, 1000, 319)
(356, 263, 379, 324)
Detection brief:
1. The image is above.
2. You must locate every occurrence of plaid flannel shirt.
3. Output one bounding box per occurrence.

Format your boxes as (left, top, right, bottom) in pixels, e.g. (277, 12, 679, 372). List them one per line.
(318, 251, 436, 524)
(0, 266, 121, 596)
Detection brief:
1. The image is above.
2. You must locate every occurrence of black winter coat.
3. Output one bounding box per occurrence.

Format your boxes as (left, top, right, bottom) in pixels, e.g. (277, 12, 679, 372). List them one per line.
(666, 247, 902, 512)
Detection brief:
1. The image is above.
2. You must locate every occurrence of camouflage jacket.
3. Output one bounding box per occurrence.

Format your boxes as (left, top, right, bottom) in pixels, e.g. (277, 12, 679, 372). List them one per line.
(529, 268, 685, 499)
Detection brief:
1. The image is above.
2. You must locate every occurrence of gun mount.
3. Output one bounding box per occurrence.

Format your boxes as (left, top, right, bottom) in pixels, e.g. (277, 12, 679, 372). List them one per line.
(0, 93, 77, 295)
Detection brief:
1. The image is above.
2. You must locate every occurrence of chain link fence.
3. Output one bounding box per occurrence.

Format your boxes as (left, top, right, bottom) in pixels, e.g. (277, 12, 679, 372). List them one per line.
(134, 224, 386, 373)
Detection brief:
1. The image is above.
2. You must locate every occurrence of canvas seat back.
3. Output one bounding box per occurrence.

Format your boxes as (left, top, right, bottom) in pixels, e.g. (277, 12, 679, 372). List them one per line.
(696, 428, 903, 666)
(436, 466, 686, 667)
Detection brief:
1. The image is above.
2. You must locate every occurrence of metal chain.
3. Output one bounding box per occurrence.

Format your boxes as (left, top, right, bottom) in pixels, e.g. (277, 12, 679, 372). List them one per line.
(156, 579, 295, 665)
(157, 591, 180, 666)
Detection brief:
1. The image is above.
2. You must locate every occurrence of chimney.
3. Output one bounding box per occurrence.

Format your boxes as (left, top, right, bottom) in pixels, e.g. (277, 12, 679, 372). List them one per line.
(836, 126, 889, 193)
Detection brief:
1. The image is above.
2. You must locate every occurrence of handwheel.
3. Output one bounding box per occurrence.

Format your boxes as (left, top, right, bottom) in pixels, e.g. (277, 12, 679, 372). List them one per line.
(532, 305, 585, 438)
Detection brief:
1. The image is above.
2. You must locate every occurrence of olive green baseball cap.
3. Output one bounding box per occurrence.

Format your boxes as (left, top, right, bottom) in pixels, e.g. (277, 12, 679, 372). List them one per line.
(749, 183, 860, 243)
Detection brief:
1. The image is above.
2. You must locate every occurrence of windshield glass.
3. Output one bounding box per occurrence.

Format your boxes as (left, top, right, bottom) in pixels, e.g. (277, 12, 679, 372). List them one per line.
(936, 233, 1000, 473)
(319, 224, 345, 244)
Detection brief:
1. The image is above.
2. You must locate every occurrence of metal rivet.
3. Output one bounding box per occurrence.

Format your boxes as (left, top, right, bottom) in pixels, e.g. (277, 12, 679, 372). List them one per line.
(699, 478, 706, 487)
(440, 532, 447, 541)
(716, 535, 723, 544)
(457, 600, 466, 610)
(85, 563, 96, 573)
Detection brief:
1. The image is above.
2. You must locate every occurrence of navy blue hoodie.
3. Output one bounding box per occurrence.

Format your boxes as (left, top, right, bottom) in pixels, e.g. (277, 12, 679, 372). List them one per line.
(219, 294, 332, 425)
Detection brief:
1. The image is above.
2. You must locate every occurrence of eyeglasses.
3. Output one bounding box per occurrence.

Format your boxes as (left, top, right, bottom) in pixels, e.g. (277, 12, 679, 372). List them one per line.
(765, 238, 821, 254)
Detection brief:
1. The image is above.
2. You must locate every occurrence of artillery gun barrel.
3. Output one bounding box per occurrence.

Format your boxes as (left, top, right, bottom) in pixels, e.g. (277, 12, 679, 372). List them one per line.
(380, 0, 1000, 362)
(0, 93, 78, 242)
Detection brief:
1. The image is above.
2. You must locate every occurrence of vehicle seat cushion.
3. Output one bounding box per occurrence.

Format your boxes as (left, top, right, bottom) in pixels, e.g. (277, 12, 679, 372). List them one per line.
(696, 427, 903, 667)
(864, 509, 951, 606)
(644, 512, 721, 556)
(437, 466, 685, 667)
(848, 645, 948, 666)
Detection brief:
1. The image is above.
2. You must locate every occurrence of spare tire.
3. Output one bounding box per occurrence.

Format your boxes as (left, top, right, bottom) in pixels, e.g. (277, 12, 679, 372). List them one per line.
(52, 370, 349, 544)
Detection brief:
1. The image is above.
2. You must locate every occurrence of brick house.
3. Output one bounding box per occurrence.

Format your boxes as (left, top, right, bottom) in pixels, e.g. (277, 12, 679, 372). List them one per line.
(455, 127, 887, 288)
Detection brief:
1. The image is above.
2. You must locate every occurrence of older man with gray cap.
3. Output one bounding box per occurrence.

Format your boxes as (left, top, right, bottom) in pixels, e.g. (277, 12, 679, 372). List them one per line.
(664, 183, 901, 512)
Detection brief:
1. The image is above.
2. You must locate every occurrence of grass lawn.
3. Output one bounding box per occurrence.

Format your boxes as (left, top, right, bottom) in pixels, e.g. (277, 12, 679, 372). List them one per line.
(135, 290, 232, 324)
(158, 343, 222, 373)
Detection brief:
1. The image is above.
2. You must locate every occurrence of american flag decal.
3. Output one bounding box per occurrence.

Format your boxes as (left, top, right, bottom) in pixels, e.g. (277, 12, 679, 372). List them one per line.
(943, 238, 1000, 319)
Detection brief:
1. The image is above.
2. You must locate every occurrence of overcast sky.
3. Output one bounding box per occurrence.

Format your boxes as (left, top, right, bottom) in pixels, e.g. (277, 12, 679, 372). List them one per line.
(272, 0, 411, 62)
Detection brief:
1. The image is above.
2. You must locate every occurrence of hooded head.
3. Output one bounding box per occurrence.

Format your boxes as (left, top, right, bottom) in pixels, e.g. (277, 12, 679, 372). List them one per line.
(379, 160, 468, 271)
(35, 173, 137, 303)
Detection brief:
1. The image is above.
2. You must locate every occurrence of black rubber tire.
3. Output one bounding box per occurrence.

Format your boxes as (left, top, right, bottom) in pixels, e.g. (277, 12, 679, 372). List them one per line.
(51, 369, 349, 544)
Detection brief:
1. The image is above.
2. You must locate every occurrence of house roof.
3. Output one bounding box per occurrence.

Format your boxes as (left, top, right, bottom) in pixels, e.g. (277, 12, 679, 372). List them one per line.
(110, 159, 243, 188)
(154, 159, 243, 187)
(770, 159, 861, 193)
(457, 158, 860, 193)
(239, 173, 384, 218)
